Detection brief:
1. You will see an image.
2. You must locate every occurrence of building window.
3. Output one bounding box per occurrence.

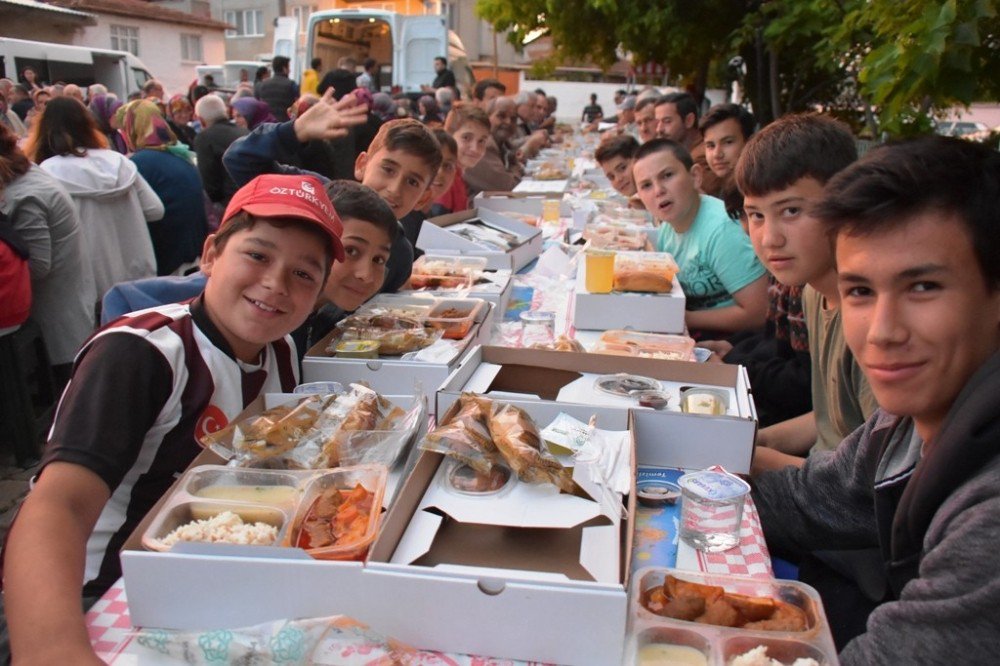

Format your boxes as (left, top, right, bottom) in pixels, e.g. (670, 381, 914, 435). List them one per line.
(180, 34, 203, 62)
(224, 9, 264, 38)
(292, 5, 318, 35)
(110, 25, 139, 55)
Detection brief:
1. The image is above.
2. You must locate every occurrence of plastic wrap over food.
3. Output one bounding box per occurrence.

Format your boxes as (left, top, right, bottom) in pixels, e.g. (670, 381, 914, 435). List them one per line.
(419, 393, 498, 474)
(201, 385, 424, 470)
(488, 402, 576, 493)
(127, 615, 417, 665)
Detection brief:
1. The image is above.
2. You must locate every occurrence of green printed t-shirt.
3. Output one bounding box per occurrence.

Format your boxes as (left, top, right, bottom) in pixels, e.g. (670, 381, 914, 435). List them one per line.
(656, 195, 766, 310)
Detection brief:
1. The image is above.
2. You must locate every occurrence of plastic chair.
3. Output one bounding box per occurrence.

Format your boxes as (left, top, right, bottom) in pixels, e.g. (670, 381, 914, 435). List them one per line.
(0, 318, 57, 465)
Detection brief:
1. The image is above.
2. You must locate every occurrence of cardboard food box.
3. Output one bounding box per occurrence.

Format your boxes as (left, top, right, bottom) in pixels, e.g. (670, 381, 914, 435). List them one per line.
(439, 346, 757, 474)
(301, 299, 494, 413)
(418, 208, 543, 272)
(573, 255, 687, 334)
(401, 259, 514, 316)
(364, 400, 637, 666)
(120, 391, 427, 630)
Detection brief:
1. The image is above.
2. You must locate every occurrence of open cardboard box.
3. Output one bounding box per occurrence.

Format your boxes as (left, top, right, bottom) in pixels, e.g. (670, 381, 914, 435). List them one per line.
(301, 300, 494, 414)
(573, 258, 687, 334)
(364, 400, 637, 665)
(120, 391, 427, 630)
(418, 208, 544, 272)
(439, 346, 757, 474)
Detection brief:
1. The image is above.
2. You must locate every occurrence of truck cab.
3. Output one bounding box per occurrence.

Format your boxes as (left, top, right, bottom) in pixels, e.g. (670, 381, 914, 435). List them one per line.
(305, 9, 471, 96)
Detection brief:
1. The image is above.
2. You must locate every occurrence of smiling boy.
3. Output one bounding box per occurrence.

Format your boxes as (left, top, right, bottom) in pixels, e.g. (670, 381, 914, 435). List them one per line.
(633, 138, 767, 335)
(595, 134, 639, 198)
(752, 136, 1000, 664)
(2, 175, 344, 663)
(737, 114, 871, 471)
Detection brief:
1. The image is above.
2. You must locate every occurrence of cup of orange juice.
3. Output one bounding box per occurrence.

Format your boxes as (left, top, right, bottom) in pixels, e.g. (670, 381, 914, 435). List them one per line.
(542, 198, 561, 223)
(585, 250, 615, 293)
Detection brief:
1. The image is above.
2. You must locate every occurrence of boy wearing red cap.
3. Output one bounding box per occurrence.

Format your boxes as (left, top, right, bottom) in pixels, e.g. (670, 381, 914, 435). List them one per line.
(1, 174, 344, 664)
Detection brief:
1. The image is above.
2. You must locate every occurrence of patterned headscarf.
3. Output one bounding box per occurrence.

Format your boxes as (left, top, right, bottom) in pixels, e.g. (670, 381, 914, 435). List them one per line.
(231, 97, 276, 130)
(120, 99, 194, 162)
(351, 87, 373, 112)
(121, 99, 176, 151)
(88, 94, 122, 134)
(166, 94, 192, 122)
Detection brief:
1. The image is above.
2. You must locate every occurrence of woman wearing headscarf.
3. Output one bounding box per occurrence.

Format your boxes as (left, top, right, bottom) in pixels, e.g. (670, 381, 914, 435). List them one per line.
(371, 92, 397, 123)
(351, 87, 382, 154)
(88, 94, 127, 154)
(121, 100, 207, 276)
(25, 96, 162, 301)
(165, 94, 197, 148)
(418, 94, 443, 126)
(231, 97, 277, 130)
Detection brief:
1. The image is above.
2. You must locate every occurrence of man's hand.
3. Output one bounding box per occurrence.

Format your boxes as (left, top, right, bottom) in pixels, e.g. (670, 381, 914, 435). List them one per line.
(293, 89, 369, 143)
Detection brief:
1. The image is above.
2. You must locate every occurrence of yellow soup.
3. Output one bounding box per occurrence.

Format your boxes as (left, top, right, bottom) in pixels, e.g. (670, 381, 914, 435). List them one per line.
(637, 644, 709, 666)
(196, 485, 298, 506)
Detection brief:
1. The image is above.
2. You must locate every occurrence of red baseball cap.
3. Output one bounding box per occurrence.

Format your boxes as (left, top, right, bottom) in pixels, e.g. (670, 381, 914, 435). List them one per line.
(222, 174, 345, 262)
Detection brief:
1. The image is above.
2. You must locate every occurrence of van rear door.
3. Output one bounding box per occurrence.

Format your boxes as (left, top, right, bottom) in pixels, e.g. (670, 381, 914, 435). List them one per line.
(273, 17, 299, 81)
(399, 15, 446, 93)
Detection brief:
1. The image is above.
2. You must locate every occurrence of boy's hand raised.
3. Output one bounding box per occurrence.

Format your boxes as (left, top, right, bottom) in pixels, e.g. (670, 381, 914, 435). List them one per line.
(293, 88, 369, 143)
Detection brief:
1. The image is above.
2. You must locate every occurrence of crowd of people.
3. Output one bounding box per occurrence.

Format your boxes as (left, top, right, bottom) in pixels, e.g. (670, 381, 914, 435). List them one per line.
(0, 55, 998, 665)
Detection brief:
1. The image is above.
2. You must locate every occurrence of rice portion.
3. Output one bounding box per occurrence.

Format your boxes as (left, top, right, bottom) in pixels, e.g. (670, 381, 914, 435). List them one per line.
(729, 646, 820, 666)
(158, 511, 279, 548)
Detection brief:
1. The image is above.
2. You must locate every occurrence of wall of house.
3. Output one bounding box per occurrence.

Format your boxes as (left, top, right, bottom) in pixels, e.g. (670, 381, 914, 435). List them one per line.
(73, 19, 226, 95)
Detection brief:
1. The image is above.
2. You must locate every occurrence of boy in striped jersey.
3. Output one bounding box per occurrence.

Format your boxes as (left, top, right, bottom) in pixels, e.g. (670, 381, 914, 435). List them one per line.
(1, 174, 344, 664)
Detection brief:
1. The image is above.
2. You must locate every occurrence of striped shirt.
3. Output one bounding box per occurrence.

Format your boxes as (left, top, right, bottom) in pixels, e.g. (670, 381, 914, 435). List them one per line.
(41, 297, 297, 596)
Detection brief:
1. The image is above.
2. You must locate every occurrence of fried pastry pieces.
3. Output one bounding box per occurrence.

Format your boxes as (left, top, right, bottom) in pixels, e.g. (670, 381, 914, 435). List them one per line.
(644, 575, 809, 632)
(488, 403, 575, 493)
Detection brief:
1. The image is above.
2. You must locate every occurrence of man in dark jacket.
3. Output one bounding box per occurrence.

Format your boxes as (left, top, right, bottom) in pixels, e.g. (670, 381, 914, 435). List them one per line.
(255, 55, 298, 122)
(752, 136, 1000, 664)
(193, 94, 247, 208)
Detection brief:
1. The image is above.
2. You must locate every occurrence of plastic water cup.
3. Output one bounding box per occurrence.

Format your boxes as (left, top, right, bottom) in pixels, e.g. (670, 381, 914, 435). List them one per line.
(678, 470, 751, 553)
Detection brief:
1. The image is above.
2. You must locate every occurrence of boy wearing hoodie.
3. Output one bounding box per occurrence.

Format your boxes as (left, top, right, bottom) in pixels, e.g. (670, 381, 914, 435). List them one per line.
(752, 136, 1000, 663)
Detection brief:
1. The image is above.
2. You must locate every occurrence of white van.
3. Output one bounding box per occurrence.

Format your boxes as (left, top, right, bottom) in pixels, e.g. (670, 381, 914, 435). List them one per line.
(195, 61, 267, 92)
(0, 37, 153, 99)
(305, 9, 472, 95)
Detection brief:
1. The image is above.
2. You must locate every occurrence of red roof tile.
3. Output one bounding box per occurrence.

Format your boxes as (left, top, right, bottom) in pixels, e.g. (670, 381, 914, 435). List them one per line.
(44, 0, 232, 30)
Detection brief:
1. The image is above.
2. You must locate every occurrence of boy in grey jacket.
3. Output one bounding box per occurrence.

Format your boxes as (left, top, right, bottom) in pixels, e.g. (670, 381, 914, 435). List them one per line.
(752, 136, 1000, 664)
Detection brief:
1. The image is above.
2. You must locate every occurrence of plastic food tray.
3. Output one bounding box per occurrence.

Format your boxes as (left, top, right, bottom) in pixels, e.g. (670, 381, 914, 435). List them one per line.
(596, 330, 695, 361)
(284, 464, 387, 560)
(424, 298, 486, 340)
(410, 255, 489, 290)
(142, 465, 387, 561)
(627, 567, 839, 666)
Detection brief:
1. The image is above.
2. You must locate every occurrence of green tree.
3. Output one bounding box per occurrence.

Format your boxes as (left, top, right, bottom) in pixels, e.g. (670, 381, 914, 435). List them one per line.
(476, 0, 1000, 135)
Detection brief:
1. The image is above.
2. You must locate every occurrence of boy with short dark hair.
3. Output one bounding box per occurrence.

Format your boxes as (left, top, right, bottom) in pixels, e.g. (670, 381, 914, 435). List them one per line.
(223, 90, 442, 293)
(700, 103, 756, 219)
(737, 114, 870, 471)
(753, 136, 1000, 663)
(3, 174, 344, 663)
(595, 134, 640, 198)
(633, 138, 768, 335)
(654, 92, 720, 196)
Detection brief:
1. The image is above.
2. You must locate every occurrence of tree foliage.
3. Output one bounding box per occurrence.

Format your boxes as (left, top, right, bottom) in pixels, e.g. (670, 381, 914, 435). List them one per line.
(475, 0, 1000, 136)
